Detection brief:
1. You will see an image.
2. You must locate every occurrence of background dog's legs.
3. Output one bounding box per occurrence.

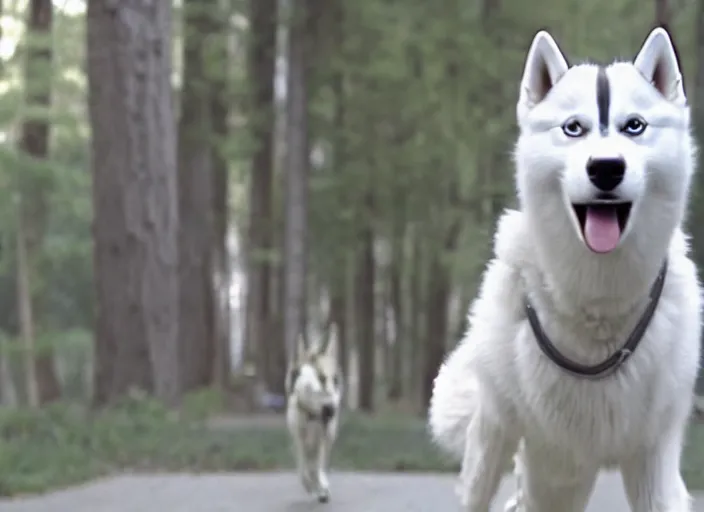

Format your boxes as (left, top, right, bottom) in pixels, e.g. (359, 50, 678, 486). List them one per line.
(620, 426, 691, 512)
(293, 437, 315, 494)
(314, 436, 333, 503)
(456, 411, 517, 512)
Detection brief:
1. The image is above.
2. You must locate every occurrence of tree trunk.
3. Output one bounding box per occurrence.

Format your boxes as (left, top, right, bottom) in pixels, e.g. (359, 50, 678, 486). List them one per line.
(247, 0, 281, 393)
(655, 0, 671, 25)
(329, 285, 347, 367)
(422, 255, 452, 408)
(88, 0, 181, 406)
(283, 0, 310, 359)
(0, 0, 15, 408)
(387, 247, 404, 401)
(211, 29, 231, 390)
(422, 198, 462, 408)
(16, 213, 38, 407)
(407, 228, 424, 407)
(328, 2, 348, 390)
(18, 0, 60, 404)
(356, 192, 375, 412)
(178, 0, 228, 392)
(693, 0, 704, 395)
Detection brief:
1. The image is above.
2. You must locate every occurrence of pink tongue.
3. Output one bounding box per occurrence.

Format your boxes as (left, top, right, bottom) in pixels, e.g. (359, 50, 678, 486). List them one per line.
(584, 206, 621, 253)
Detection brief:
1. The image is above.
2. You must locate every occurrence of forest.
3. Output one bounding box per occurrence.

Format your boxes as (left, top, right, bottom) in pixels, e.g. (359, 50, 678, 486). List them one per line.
(0, 0, 703, 500)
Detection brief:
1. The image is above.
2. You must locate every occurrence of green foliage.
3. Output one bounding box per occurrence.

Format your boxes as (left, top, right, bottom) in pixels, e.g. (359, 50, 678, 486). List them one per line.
(686, 422, 704, 490)
(0, 397, 453, 496)
(1, 397, 704, 496)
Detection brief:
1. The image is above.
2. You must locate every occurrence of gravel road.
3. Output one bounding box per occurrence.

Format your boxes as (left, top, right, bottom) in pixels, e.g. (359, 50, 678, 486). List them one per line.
(1, 470, 702, 511)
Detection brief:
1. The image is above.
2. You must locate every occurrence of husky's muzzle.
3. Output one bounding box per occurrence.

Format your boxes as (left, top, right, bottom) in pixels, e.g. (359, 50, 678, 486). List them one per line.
(570, 157, 633, 254)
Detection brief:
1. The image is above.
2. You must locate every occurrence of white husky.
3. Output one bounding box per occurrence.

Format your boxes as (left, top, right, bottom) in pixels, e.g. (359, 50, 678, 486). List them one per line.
(428, 27, 701, 512)
(286, 327, 343, 503)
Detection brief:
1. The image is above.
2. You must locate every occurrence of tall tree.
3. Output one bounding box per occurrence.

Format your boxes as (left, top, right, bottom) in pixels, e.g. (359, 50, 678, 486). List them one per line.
(17, 0, 60, 405)
(283, 0, 310, 360)
(693, 0, 704, 396)
(177, 0, 229, 391)
(246, 0, 280, 392)
(356, 191, 376, 412)
(656, 0, 671, 25)
(210, 1, 232, 390)
(87, 0, 181, 406)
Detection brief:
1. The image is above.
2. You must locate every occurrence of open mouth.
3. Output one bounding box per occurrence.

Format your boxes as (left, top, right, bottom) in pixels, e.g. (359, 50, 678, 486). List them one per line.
(572, 200, 632, 254)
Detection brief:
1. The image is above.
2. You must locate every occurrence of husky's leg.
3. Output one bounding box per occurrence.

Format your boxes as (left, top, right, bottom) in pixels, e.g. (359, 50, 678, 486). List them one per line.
(514, 441, 597, 512)
(293, 434, 315, 494)
(314, 431, 334, 503)
(503, 449, 524, 512)
(519, 466, 597, 511)
(455, 407, 518, 512)
(620, 424, 691, 512)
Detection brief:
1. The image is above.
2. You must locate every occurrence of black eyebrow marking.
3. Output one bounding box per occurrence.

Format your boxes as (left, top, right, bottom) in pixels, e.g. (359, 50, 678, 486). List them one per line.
(596, 67, 610, 136)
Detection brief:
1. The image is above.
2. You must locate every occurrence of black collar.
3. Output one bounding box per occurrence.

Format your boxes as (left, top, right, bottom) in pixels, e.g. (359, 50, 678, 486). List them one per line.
(524, 260, 668, 380)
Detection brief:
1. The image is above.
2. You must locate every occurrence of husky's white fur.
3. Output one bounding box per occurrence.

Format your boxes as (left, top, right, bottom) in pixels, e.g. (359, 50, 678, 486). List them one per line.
(428, 27, 701, 512)
(286, 327, 343, 503)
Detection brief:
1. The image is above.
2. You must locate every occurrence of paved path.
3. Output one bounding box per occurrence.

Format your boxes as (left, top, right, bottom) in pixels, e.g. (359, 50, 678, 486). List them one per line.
(0, 471, 702, 511)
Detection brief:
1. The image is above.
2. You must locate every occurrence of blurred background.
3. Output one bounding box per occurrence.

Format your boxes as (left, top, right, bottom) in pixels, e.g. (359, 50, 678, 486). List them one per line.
(0, 0, 702, 502)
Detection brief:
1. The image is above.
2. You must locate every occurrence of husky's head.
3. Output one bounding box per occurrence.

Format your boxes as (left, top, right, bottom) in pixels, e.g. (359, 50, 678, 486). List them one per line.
(515, 27, 692, 274)
(286, 326, 342, 424)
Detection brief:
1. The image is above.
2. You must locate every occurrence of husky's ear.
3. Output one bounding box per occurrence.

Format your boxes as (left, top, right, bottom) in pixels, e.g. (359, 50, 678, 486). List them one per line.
(518, 31, 569, 115)
(634, 27, 685, 105)
(322, 324, 339, 361)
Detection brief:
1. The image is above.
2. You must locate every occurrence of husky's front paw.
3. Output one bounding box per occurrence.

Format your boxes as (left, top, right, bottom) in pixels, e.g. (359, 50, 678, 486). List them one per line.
(455, 476, 470, 508)
(316, 487, 330, 503)
(316, 472, 331, 503)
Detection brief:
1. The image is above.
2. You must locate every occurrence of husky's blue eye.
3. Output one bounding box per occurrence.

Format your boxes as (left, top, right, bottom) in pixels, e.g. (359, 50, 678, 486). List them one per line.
(621, 116, 647, 136)
(562, 119, 587, 138)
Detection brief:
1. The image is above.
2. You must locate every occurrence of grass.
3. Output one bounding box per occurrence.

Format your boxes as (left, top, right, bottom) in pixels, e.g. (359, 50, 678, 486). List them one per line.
(0, 394, 702, 496)
(684, 420, 704, 490)
(0, 395, 456, 497)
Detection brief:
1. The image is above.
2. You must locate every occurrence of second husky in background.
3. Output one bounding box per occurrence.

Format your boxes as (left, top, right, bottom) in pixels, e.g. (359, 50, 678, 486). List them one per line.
(285, 326, 343, 503)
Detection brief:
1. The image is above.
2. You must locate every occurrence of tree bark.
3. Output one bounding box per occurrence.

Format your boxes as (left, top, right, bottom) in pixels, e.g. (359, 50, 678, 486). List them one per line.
(18, 0, 60, 404)
(356, 191, 375, 412)
(693, 0, 704, 395)
(407, 229, 424, 406)
(211, 22, 231, 390)
(329, 2, 348, 388)
(387, 245, 404, 401)
(329, 288, 347, 379)
(178, 0, 226, 392)
(15, 212, 38, 407)
(656, 0, 671, 25)
(422, 193, 462, 408)
(247, 0, 281, 393)
(283, 0, 310, 360)
(88, 0, 181, 406)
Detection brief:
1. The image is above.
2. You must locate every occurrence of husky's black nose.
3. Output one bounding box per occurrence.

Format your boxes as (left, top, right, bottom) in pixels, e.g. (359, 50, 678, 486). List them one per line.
(321, 404, 335, 423)
(586, 157, 626, 192)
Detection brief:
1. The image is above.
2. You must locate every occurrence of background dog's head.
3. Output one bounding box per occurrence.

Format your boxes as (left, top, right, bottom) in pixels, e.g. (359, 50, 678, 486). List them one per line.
(286, 326, 342, 423)
(513, 27, 692, 267)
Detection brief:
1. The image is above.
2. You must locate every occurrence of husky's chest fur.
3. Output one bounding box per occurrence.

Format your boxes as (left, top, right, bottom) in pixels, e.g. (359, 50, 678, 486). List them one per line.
(288, 399, 338, 450)
(493, 211, 700, 469)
